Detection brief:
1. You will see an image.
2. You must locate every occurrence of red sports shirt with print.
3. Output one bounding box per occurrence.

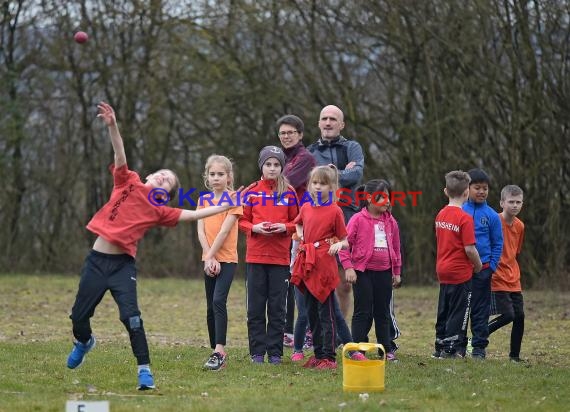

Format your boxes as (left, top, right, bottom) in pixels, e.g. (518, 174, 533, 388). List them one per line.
(86, 164, 182, 257)
(435, 205, 476, 284)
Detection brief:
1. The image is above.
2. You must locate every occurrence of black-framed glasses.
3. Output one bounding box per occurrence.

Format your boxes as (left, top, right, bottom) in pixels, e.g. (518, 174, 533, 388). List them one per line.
(278, 130, 299, 137)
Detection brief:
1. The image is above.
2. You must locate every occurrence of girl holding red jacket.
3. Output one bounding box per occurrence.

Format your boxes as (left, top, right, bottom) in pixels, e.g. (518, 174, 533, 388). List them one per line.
(291, 165, 349, 370)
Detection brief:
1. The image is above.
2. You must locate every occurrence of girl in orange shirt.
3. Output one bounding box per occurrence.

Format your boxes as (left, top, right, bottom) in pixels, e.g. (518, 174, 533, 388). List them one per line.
(197, 155, 243, 371)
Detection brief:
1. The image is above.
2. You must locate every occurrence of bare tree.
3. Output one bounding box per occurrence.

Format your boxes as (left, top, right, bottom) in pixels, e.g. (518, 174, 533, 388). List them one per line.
(0, 0, 567, 287)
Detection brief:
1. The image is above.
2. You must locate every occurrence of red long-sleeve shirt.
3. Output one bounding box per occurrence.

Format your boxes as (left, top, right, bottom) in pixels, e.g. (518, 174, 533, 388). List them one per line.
(238, 178, 299, 265)
(291, 203, 347, 303)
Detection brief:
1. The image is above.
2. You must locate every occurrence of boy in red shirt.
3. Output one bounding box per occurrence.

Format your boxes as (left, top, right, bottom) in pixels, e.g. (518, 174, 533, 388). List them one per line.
(488, 185, 526, 362)
(433, 171, 482, 358)
(67, 102, 238, 390)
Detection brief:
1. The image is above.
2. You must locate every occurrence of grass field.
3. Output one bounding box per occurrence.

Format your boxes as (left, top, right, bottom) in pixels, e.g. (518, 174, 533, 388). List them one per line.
(1, 274, 569, 411)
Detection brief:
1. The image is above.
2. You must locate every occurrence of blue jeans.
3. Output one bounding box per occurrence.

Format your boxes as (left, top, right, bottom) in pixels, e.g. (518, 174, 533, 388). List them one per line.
(333, 292, 353, 345)
(293, 286, 308, 351)
(470, 267, 493, 349)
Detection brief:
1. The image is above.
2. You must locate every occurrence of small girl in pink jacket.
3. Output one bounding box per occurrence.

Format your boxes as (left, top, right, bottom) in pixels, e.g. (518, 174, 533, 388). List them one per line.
(339, 179, 402, 361)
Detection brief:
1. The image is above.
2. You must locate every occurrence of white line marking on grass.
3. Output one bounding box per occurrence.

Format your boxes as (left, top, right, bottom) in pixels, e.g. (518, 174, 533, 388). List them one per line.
(86, 392, 163, 398)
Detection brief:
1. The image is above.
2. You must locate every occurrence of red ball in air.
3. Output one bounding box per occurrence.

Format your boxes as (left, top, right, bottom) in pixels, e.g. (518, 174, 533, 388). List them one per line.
(74, 31, 88, 44)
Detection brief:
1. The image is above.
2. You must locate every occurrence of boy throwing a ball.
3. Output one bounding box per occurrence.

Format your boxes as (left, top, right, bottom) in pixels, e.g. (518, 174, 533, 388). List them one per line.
(67, 102, 238, 390)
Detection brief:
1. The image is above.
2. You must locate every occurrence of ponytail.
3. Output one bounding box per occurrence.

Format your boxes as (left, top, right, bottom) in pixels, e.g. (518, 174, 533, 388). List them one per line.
(360, 179, 392, 211)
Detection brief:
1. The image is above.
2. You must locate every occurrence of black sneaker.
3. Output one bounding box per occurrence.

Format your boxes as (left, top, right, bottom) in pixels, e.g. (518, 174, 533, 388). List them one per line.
(204, 352, 226, 371)
(509, 356, 526, 363)
(471, 348, 486, 359)
(431, 350, 442, 359)
(441, 350, 465, 359)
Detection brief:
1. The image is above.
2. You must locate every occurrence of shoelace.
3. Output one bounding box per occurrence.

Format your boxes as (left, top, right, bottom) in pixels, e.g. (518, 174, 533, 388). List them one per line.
(209, 353, 222, 362)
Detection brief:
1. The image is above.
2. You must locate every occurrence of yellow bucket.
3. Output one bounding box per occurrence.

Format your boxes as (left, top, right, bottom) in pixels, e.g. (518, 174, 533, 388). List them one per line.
(342, 342, 385, 392)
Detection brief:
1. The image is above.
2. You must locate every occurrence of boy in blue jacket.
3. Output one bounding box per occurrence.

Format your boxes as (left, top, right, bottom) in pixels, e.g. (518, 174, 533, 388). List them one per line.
(462, 169, 503, 359)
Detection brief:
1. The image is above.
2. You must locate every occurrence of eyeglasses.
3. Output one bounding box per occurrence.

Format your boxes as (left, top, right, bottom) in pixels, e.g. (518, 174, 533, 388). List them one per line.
(278, 130, 299, 137)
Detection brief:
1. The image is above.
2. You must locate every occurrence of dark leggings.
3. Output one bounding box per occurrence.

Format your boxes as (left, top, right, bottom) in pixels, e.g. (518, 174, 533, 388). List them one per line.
(204, 262, 236, 348)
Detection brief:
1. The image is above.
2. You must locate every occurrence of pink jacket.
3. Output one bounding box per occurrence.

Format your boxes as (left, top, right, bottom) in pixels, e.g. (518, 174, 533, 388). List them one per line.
(339, 208, 402, 276)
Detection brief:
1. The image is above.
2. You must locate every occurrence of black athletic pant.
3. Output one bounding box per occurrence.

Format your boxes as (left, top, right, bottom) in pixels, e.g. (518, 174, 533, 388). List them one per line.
(246, 263, 290, 357)
(351, 269, 393, 352)
(70, 250, 150, 365)
(470, 267, 493, 349)
(306, 290, 336, 361)
(389, 291, 401, 349)
(204, 262, 236, 348)
(434, 280, 472, 354)
(489, 291, 525, 358)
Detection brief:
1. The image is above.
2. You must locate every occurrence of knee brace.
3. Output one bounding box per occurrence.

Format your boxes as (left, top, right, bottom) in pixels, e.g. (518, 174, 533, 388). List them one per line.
(122, 315, 144, 332)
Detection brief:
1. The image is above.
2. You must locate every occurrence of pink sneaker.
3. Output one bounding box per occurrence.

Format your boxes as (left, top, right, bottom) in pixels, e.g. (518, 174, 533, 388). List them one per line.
(314, 359, 337, 370)
(303, 330, 313, 350)
(302, 356, 319, 368)
(349, 351, 367, 361)
(283, 333, 294, 348)
(387, 351, 397, 362)
(291, 352, 305, 362)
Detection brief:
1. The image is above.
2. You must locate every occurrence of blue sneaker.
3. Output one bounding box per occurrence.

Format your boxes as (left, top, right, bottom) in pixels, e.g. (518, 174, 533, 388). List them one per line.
(137, 368, 155, 390)
(67, 336, 96, 369)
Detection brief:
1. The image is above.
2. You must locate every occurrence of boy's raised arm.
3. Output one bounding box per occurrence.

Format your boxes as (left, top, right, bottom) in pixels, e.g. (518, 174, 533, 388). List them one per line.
(179, 188, 243, 222)
(97, 102, 127, 167)
(179, 205, 232, 222)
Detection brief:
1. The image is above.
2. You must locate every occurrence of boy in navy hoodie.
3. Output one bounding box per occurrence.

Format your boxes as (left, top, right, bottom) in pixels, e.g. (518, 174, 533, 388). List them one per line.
(462, 169, 503, 359)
